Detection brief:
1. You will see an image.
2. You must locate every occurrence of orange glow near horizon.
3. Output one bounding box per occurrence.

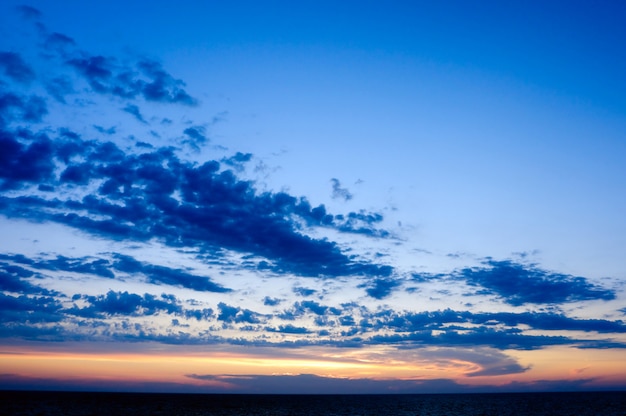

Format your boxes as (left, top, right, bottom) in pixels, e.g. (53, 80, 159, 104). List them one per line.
(2, 343, 625, 391)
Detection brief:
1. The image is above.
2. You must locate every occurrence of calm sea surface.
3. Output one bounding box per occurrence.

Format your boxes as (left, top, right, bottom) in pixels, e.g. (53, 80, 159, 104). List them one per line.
(2, 391, 625, 415)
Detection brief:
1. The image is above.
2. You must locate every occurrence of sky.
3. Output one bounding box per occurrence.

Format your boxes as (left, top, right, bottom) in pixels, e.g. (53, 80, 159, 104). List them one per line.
(0, 0, 625, 394)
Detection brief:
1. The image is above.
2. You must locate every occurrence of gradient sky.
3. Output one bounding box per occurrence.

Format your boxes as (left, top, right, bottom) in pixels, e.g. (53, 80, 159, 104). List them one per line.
(1, 1, 625, 394)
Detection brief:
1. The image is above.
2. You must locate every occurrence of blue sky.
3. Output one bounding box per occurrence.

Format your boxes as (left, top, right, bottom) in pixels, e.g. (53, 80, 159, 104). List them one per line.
(1, 1, 625, 393)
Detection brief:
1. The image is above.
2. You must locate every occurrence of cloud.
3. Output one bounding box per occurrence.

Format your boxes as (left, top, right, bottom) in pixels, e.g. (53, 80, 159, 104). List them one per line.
(266, 324, 310, 334)
(217, 302, 263, 325)
(0, 293, 63, 324)
(361, 307, 626, 350)
(0, 125, 393, 279)
(418, 347, 529, 377)
(330, 178, 353, 201)
(136, 59, 197, 105)
(470, 311, 626, 334)
(15, 5, 42, 20)
(362, 277, 398, 299)
(0, 262, 54, 296)
(68, 290, 181, 318)
(93, 125, 116, 135)
(34, 255, 115, 279)
(457, 260, 615, 305)
(293, 300, 341, 316)
(182, 126, 208, 149)
(3, 253, 626, 348)
(333, 210, 390, 237)
(222, 152, 252, 172)
(112, 254, 230, 293)
(44, 32, 76, 56)
(1, 252, 229, 293)
(66, 55, 114, 94)
(292, 287, 316, 297)
(0, 91, 48, 126)
(0, 130, 54, 189)
(368, 326, 577, 350)
(122, 104, 147, 124)
(262, 296, 281, 306)
(0, 52, 36, 84)
(0, 249, 626, 350)
(64, 51, 197, 105)
(44, 76, 73, 103)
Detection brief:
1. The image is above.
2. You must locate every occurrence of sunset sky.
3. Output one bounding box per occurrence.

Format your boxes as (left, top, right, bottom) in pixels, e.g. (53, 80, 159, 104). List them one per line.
(1, 1, 625, 394)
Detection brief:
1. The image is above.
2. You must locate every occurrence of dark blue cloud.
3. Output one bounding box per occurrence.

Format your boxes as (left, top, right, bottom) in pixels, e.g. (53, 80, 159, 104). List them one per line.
(263, 296, 281, 306)
(135, 140, 153, 149)
(66, 55, 114, 94)
(292, 287, 316, 297)
(0, 262, 56, 296)
(361, 276, 398, 299)
(216, 302, 262, 324)
(368, 326, 576, 350)
(222, 152, 252, 171)
(60, 162, 93, 184)
(0, 52, 35, 84)
(0, 91, 48, 126)
(182, 126, 208, 150)
(470, 311, 626, 334)
(0, 293, 63, 324)
(0, 252, 229, 293)
(0, 130, 54, 189)
(293, 300, 341, 316)
(136, 59, 197, 105)
(366, 307, 626, 336)
(457, 260, 615, 305)
(68, 290, 181, 318)
(36, 255, 115, 279)
(65, 54, 197, 105)
(266, 324, 310, 334)
(332, 210, 389, 237)
(112, 254, 230, 293)
(184, 307, 214, 321)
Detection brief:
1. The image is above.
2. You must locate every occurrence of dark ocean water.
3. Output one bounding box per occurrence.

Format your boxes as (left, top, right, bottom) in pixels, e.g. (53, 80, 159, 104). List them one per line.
(1, 391, 625, 415)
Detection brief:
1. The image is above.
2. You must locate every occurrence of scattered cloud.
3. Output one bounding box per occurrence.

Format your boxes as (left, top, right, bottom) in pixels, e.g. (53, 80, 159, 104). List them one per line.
(1, 5, 624, 394)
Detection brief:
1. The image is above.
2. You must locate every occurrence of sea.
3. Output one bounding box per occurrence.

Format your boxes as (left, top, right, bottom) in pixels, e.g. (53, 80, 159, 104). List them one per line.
(1, 391, 625, 415)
